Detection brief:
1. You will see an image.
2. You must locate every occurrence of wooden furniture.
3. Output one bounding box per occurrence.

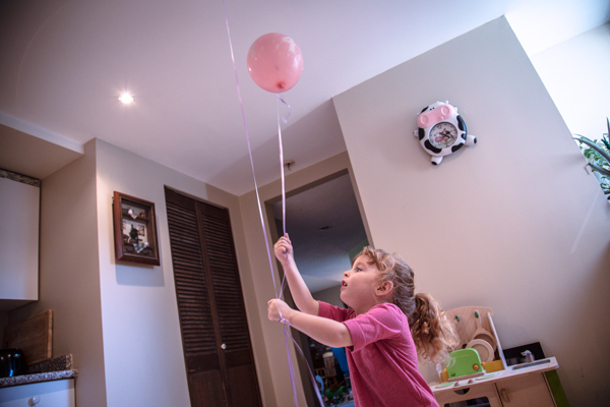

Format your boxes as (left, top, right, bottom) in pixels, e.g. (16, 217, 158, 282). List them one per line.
(444, 306, 496, 350)
(321, 352, 339, 389)
(433, 305, 560, 406)
(165, 188, 262, 407)
(433, 357, 559, 406)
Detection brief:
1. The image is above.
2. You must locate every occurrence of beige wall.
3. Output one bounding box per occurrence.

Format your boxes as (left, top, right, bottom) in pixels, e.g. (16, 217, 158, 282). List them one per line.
(332, 16, 610, 405)
(93, 139, 272, 406)
(7, 15, 610, 407)
(10, 140, 107, 406)
(9, 139, 275, 407)
(238, 152, 356, 406)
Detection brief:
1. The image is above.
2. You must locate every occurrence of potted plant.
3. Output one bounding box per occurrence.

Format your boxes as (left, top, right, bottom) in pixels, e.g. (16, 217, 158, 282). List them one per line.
(573, 118, 610, 201)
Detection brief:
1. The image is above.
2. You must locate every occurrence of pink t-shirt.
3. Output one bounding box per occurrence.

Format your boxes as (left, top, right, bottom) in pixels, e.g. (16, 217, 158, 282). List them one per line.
(319, 301, 438, 407)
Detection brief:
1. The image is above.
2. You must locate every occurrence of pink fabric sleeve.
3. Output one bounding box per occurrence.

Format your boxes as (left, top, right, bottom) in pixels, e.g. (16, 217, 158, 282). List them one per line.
(318, 300, 355, 322)
(343, 303, 404, 352)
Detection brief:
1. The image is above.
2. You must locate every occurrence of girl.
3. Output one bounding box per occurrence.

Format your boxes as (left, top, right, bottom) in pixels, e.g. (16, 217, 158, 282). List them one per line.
(268, 235, 458, 407)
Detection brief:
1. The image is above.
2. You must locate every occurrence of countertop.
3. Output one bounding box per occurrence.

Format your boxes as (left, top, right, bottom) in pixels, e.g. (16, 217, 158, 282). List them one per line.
(431, 356, 558, 395)
(0, 354, 77, 388)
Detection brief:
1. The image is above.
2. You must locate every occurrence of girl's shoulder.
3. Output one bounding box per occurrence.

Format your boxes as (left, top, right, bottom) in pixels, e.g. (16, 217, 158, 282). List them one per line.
(369, 302, 405, 316)
(365, 303, 410, 326)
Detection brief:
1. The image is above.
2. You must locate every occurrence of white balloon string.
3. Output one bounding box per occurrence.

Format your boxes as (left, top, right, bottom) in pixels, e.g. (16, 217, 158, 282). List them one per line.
(277, 97, 288, 296)
(222, 0, 324, 407)
(221, 0, 280, 298)
(277, 96, 287, 237)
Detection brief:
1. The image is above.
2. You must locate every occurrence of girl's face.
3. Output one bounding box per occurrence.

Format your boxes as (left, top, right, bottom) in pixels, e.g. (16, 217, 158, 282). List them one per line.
(340, 255, 381, 315)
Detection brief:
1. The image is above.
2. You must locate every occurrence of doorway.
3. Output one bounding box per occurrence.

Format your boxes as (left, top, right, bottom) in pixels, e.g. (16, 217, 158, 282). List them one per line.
(265, 170, 368, 406)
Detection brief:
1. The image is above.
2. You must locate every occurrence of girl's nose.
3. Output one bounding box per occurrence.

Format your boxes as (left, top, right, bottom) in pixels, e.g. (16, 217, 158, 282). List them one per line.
(343, 270, 349, 277)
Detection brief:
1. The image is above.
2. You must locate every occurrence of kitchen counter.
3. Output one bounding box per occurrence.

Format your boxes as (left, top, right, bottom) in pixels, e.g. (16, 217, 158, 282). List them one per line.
(431, 356, 558, 394)
(432, 357, 559, 406)
(0, 355, 77, 388)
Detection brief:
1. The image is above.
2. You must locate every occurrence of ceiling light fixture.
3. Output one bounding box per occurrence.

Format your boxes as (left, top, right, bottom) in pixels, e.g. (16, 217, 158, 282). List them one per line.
(118, 92, 135, 105)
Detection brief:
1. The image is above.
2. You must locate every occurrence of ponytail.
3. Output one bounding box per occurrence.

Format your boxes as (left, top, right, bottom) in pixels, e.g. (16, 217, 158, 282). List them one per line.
(354, 246, 459, 364)
(410, 293, 459, 364)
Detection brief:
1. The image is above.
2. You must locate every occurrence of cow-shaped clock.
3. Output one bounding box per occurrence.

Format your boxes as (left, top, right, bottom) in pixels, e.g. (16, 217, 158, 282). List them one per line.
(414, 101, 477, 165)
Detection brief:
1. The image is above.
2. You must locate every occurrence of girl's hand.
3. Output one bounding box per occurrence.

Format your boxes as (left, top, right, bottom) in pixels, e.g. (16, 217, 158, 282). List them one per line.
(267, 298, 292, 323)
(274, 234, 293, 266)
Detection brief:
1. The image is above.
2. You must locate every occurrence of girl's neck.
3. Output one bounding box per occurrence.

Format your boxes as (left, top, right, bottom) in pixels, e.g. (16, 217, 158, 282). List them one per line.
(353, 299, 386, 316)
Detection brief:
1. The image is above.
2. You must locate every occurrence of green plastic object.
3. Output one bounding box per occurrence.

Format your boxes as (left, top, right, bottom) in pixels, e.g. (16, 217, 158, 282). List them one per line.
(545, 371, 570, 407)
(446, 348, 482, 380)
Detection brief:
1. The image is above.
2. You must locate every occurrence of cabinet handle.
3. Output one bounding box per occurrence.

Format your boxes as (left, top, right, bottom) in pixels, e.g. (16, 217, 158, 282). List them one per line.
(28, 396, 41, 406)
(221, 343, 227, 350)
(500, 388, 510, 403)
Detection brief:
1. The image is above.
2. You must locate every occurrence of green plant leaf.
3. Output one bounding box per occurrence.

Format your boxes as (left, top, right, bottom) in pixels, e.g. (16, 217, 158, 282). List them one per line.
(589, 161, 610, 177)
(574, 135, 610, 164)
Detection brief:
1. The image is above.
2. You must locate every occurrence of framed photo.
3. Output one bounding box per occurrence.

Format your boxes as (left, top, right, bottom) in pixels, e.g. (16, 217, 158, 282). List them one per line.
(113, 191, 160, 265)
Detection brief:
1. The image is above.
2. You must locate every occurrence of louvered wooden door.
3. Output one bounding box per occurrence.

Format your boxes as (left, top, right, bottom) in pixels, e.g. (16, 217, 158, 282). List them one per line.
(165, 188, 262, 407)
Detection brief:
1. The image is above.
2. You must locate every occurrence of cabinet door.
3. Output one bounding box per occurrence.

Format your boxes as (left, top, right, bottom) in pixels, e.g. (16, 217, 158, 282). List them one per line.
(0, 379, 75, 407)
(165, 188, 262, 407)
(435, 382, 503, 407)
(495, 373, 556, 407)
(0, 176, 39, 306)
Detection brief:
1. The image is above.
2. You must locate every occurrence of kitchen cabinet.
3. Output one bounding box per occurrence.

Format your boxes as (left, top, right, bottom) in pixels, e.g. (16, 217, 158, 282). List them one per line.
(0, 379, 75, 407)
(433, 357, 559, 407)
(495, 372, 555, 406)
(0, 175, 40, 310)
(435, 382, 503, 407)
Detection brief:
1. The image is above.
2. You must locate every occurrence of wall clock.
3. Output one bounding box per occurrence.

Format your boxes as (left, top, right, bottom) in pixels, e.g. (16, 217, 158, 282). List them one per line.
(414, 101, 477, 165)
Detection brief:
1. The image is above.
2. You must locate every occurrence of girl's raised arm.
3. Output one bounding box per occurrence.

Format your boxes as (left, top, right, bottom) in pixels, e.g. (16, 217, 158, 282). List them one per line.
(274, 234, 319, 315)
(268, 299, 352, 348)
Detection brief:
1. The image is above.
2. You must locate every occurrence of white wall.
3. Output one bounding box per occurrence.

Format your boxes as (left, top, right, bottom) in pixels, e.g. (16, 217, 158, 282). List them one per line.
(532, 22, 610, 139)
(93, 139, 272, 406)
(333, 16, 610, 405)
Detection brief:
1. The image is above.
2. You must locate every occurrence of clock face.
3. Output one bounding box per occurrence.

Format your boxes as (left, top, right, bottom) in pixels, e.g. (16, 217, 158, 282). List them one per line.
(429, 122, 458, 149)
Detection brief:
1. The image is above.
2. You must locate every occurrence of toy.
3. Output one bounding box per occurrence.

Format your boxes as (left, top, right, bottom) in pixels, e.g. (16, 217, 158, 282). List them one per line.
(325, 386, 347, 404)
(414, 101, 477, 165)
(446, 348, 484, 381)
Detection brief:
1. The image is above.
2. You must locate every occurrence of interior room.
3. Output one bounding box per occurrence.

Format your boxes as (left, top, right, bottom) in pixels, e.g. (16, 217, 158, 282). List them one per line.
(1, 1, 609, 406)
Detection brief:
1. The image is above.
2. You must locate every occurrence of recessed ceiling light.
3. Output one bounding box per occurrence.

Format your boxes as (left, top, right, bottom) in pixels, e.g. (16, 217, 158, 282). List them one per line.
(118, 92, 134, 104)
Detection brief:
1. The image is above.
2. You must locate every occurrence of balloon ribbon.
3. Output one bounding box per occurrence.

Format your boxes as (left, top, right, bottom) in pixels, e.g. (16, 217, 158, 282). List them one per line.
(221, 2, 324, 406)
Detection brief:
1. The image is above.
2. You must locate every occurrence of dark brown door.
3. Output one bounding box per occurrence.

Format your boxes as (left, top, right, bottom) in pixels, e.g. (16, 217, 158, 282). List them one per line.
(165, 188, 262, 407)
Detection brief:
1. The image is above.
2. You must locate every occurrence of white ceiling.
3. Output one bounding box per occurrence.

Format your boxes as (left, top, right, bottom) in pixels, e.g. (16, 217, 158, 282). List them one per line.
(1, 0, 608, 194)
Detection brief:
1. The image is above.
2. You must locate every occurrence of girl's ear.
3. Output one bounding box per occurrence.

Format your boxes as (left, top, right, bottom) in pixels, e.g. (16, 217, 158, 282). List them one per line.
(375, 281, 394, 297)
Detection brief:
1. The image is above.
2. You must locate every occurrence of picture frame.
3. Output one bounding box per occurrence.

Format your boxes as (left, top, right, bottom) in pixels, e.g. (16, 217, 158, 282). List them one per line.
(113, 191, 160, 265)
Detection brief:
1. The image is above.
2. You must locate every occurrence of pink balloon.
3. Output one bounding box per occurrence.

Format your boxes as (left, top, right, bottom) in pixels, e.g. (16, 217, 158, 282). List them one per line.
(247, 33, 303, 93)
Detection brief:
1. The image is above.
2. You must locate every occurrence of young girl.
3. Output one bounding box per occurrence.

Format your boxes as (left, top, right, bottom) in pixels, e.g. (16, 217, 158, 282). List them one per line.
(268, 235, 458, 407)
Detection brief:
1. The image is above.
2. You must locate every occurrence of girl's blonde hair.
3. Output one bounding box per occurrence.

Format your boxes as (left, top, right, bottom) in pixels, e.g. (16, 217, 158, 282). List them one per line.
(356, 247, 459, 364)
